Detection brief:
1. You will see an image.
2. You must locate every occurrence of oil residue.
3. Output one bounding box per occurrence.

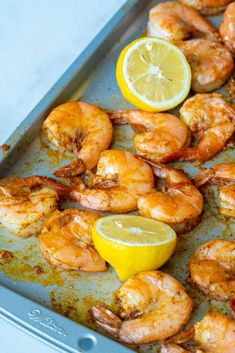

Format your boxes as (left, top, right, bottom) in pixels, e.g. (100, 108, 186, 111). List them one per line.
(49, 268, 119, 330)
(50, 289, 99, 331)
(40, 134, 70, 169)
(0, 237, 64, 286)
(0, 228, 120, 330)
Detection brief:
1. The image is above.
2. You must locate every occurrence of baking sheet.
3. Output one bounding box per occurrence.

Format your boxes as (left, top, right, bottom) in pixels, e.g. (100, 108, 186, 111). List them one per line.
(0, 1, 234, 352)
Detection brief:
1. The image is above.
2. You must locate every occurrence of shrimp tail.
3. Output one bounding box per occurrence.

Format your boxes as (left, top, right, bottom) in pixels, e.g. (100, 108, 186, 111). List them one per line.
(109, 111, 129, 125)
(148, 163, 190, 186)
(69, 177, 86, 189)
(134, 156, 167, 173)
(193, 170, 213, 188)
(168, 326, 195, 345)
(136, 159, 177, 182)
(25, 175, 81, 200)
(151, 164, 170, 178)
(23, 175, 70, 192)
(207, 31, 222, 43)
(73, 129, 88, 156)
(54, 159, 85, 178)
(90, 305, 122, 337)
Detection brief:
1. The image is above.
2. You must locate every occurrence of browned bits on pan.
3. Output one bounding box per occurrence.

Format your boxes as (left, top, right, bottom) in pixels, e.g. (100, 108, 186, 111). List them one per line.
(33, 265, 44, 274)
(0, 144, 10, 152)
(0, 249, 13, 264)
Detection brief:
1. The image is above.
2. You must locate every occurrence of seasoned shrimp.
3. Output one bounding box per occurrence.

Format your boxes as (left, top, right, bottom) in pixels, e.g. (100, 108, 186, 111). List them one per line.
(177, 39, 234, 92)
(165, 311, 235, 353)
(146, 1, 220, 41)
(138, 164, 203, 233)
(220, 2, 235, 56)
(90, 270, 193, 344)
(194, 163, 235, 216)
(110, 111, 191, 163)
(0, 176, 59, 238)
(39, 209, 106, 272)
(42, 101, 113, 177)
(163, 94, 235, 163)
(22, 152, 154, 214)
(179, 0, 233, 15)
(189, 240, 235, 300)
(60, 150, 154, 213)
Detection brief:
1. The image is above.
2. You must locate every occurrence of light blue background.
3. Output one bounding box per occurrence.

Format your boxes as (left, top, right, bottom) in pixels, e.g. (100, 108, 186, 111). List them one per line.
(0, 1, 126, 352)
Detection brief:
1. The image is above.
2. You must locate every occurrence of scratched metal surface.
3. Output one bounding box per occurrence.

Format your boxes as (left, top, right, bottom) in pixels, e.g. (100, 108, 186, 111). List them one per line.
(0, 1, 234, 352)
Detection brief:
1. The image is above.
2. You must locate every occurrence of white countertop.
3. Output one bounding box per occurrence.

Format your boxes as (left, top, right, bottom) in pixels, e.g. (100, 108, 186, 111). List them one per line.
(0, 1, 126, 352)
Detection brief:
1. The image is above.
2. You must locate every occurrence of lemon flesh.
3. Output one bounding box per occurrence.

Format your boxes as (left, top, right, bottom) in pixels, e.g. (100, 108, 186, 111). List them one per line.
(116, 37, 191, 111)
(92, 215, 177, 281)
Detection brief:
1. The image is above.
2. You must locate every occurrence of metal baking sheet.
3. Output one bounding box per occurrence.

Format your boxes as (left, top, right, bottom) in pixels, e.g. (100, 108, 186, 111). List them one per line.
(0, 0, 234, 352)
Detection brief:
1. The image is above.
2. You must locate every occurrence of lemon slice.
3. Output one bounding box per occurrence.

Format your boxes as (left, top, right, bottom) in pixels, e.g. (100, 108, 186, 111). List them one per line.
(116, 37, 191, 111)
(92, 215, 177, 281)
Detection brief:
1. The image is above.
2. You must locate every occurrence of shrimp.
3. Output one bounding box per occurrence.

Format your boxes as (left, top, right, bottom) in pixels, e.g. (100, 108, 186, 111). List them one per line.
(146, 1, 220, 42)
(189, 240, 235, 300)
(137, 164, 203, 234)
(39, 209, 106, 272)
(42, 101, 113, 177)
(164, 311, 235, 353)
(220, 2, 235, 56)
(110, 111, 191, 163)
(63, 150, 154, 213)
(0, 176, 60, 238)
(177, 39, 234, 92)
(18, 151, 153, 214)
(179, 0, 233, 15)
(163, 94, 235, 163)
(194, 163, 235, 216)
(90, 270, 193, 345)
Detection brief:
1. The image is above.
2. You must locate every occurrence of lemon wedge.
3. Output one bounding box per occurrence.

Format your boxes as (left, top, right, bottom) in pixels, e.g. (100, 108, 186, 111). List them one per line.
(116, 37, 191, 111)
(92, 215, 177, 281)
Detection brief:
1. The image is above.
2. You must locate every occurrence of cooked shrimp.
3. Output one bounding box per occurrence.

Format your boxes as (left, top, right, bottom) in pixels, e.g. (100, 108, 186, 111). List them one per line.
(42, 101, 113, 177)
(20, 152, 153, 214)
(220, 2, 235, 56)
(62, 150, 154, 213)
(167, 311, 235, 353)
(0, 176, 59, 238)
(110, 111, 191, 163)
(192, 311, 235, 352)
(177, 39, 234, 92)
(39, 209, 106, 272)
(138, 164, 203, 233)
(146, 1, 220, 41)
(179, 0, 233, 15)
(189, 240, 235, 300)
(194, 163, 235, 216)
(163, 94, 235, 163)
(90, 270, 193, 344)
